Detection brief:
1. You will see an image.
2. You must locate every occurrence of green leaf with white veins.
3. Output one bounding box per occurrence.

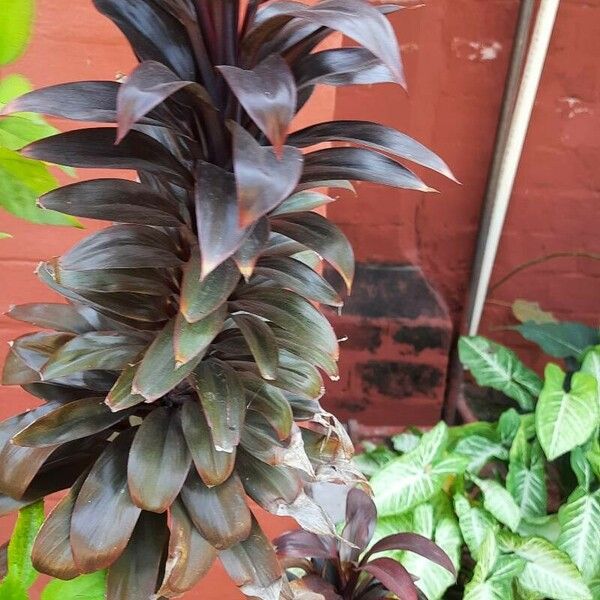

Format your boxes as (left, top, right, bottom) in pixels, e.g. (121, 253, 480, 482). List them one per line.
(535, 364, 598, 461)
(501, 534, 592, 600)
(454, 434, 509, 474)
(581, 346, 600, 414)
(507, 429, 547, 518)
(557, 487, 600, 581)
(473, 476, 521, 532)
(454, 494, 497, 560)
(371, 424, 467, 517)
(459, 336, 541, 411)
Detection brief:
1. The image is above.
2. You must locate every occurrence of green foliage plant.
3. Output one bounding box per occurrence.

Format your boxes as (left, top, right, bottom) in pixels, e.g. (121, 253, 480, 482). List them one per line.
(0, 0, 80, 234)
(0, 1, 455, 599)
(357, 318, 600, 599)
(0, 503, 106, 600)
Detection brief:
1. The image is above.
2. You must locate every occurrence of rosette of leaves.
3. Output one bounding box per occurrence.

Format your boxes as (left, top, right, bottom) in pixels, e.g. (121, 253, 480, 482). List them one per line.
(357, 330, 600, 600)
(275, 488, 456, 600)
(0, 1, 454, 599)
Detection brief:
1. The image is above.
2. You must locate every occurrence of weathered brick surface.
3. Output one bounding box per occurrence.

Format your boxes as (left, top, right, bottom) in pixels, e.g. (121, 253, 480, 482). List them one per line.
(322, 264, 453, 426)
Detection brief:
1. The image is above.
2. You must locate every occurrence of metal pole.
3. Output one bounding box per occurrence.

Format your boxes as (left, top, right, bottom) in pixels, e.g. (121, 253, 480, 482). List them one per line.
(466, 0, 561, 335)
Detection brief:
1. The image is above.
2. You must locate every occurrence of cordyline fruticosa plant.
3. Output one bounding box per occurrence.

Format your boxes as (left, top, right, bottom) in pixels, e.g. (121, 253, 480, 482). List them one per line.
(0, 0, 454, 598)
(275, 488, 456, 600)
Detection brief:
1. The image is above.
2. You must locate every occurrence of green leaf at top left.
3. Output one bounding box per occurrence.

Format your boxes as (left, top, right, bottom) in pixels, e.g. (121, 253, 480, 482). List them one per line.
(0, 0, 34, 66)
(0, 147, 81, 227)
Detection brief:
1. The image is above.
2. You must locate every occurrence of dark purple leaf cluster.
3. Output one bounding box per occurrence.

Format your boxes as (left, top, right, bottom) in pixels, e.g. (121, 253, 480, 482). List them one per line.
(0, 1, 454, 598)
(276, 489, 456, 600)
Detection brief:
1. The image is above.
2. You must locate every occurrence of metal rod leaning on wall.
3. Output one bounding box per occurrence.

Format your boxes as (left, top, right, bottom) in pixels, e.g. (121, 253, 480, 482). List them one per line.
(443, 0, 535, 423)
(465, 0, 561, 336)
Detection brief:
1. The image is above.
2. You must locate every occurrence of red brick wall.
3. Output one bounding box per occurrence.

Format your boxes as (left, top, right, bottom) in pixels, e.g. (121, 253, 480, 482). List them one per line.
(328, 0, 599, 386)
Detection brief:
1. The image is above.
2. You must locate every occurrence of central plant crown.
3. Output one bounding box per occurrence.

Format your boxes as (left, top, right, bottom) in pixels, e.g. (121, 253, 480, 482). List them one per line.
(0, 1, 454, 598)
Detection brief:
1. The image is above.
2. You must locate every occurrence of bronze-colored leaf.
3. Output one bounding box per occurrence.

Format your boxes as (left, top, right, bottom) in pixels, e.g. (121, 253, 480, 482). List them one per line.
(71, 431, 142, 572)
(180, 470, 251, 550)
(189, 359, 246, 454)
(157, 499, 217, 597)
(180, 402, 235, 488)
(173, 304, 226, 366)
(127, 407, 191, 513)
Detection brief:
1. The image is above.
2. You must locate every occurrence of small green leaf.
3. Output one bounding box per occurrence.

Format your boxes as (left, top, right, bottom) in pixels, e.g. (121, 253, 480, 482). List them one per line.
(0, 148, 81, 227)
(459, 336, 541, 411)
(0, 577, 28, 600)
(535, 364, 598, 460)
(0, 0, 34, 66)
(454, 494, 497, 559)
(581, 346, 600, 415)
(557, 487, 600, 581)
(454, 434, 508, 474)
(473, 476, 521, 532)
(515, 322, 600, 360)
(41, 571, 107, 600)
(512, 300, 557, 325)
(5, 501, 44, 590)
(503, 535, 592, 600)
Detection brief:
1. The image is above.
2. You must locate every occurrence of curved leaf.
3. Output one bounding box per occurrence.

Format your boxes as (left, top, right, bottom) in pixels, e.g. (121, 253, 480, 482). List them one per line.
(270, 211, 354, 291)
(359, 557, 418, 600)
(180, 470, 252, 550)
(190, 359, 246, 453)
(40, 178, 186, 226)
(71, 432, 142, 572)
(127, 407, 191, 513)
(233, 313, 279, 380)
(7, 303, 93, 334)
(12, 397, 128, 448)
(229, 122, 303, 227)
(23, 128, 191, 186)
(535, 364, 598, 460)
(220, 55, 296, 152)
(180, 401, 236, 487)
(290, 120, 456, 180)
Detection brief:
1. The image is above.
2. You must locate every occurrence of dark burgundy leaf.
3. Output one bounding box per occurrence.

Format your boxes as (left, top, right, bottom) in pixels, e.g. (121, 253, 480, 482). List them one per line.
(194, 160, 252, 278)
(116, 60, 212, 142)
(274, 529, 337, 560)
(270, 211, 354, 292)
(93, 0, 196, 80)
(220, 516, 283, 600)
(41, 332, 146, 380)
(7, 303, 93, 334)
(233, 287, 338, 358)
(157, 499, 217, 597)
(359, 557, 418, 600)
(1, 81, 126, 123)
(40, 178, 187, 226)
(233, 313, 279, 380)
(271, 190, 335, 216)
(106, 510, 169, 600)
(2, 349, 41, 385)
(294, 47, 395, 89)
(173, 304, 226, 366)
(132, 318, 205, 401)
(180, 470, 252, 550)
(233, 217, 270, 280)
(128, 407, 191, 513)
(230, 122, 303, 227)
(71, 431, 142, 572)
(180, 249, 240, 323)
(219, 55, 297, 152)
(31, 474, 85, 580)
(22, 128, 192, 186)
(290, 121, 456, 181)
(255, 0, 405, 86)
(363, 532, 456, 576)
(340, 488, 377, 563)
(0, 406, 59, 497)
(180, 401, 236, 487)
(302, 147, 434, 192)
(254, 256, 343, 307)
(189, 359, 246, 453)
(239, 372, 293, 440)
(12, 397, 128, 448)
